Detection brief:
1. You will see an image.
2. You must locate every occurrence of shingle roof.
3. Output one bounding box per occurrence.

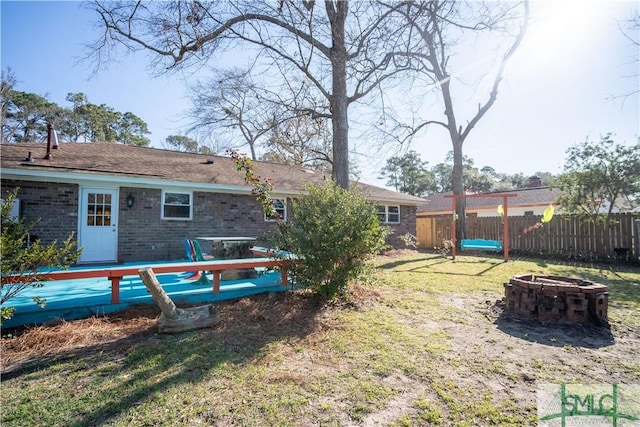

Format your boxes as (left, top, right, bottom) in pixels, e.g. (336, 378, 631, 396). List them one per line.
(417, 187, 562, 213)
(1, 142, 425, 205)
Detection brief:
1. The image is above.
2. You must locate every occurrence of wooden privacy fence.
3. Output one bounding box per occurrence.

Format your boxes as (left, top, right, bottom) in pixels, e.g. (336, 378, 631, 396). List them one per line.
(416, 213, 640, 259)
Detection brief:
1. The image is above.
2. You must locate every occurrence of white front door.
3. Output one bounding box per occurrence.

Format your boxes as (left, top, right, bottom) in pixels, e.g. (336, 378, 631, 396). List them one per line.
(78, 188, 118, 263)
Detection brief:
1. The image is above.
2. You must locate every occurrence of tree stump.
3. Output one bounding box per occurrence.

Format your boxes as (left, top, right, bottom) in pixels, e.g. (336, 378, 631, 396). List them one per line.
(138, 267, 221, 334)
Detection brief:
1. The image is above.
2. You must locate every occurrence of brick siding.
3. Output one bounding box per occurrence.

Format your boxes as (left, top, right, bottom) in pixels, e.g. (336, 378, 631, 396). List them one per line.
(3, 180, 416, 264)
(118, 187, 281, 262)
(384, 205, 417, 248)
(1, 179, 79, 247)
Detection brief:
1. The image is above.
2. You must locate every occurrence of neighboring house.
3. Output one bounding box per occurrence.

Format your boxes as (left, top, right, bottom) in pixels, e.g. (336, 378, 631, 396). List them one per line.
(1, 142, 425, 264)
(417, 177, 562, 218)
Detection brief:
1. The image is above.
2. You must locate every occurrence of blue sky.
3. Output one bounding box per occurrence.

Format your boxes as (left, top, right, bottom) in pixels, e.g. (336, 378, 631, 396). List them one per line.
(1, 1, 638, 187)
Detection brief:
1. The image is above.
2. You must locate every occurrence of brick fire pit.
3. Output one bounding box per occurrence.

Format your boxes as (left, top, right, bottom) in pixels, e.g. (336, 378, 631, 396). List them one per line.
(504, 275, 608, 324)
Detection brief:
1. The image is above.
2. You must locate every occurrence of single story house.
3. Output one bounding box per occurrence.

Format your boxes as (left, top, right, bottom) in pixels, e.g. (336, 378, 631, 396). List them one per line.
(417, 179, 562, 218)
(1, 142, 425, 264)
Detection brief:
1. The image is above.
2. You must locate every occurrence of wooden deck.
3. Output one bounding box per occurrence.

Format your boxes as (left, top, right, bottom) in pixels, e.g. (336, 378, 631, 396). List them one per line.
(1, 258, 292, 329)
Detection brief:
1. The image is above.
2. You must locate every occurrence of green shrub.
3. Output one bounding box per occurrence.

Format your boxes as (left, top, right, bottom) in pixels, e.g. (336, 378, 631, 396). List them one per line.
(1, 189, 81, 322)
(271, 181, 390, 299)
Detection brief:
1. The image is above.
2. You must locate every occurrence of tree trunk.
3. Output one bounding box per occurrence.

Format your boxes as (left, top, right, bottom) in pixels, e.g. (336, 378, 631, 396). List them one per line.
(328, 0, 350, 189)
(451, 136, 466, 246)
(438, 58, 466, 247)
(250, 144, 257, 161)
(138, 267, 221, 334)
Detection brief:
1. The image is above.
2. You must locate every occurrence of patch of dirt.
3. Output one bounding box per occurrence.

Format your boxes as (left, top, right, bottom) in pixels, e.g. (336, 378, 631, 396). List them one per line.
(378, 248, 421, 258)
(364, 291, 640, 424)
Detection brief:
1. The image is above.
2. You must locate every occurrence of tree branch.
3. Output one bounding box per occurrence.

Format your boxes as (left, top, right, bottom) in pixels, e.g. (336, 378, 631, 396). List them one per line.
(461, 1, 529, 141)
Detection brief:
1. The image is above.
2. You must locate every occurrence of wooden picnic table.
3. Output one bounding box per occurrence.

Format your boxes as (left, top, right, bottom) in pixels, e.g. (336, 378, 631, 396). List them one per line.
(195, 237, 256, 258)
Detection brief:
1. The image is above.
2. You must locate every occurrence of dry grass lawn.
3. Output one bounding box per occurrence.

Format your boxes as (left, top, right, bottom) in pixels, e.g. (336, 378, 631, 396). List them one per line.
(1, 251, 639, 426)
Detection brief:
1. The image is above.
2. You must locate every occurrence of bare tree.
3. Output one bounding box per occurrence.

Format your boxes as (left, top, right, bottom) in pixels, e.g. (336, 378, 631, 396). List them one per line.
(264, 109, 333, 171)
(388, 0, 529, 244)
(188, 69, 279, 160)
(256, 73, 334, 170)
(88, 1, 407, 189)
(188, 66, 333, 168)
(617, 9, 639, 100)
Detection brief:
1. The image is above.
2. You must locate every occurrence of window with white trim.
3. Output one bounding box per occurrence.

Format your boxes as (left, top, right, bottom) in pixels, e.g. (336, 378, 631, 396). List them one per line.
(377, 205, 400, 224)
(265, 198, 286, 222)
(162, 191, 192, 220)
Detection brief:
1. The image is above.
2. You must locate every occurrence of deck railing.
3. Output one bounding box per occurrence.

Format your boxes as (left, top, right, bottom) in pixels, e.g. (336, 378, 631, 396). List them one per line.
(2, 258, 291, 304)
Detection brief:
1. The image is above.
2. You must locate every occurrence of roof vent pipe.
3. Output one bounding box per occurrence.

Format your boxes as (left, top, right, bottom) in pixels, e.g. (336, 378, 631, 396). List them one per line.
(43, 124, 53, 160)
(52, 128, 59, 149)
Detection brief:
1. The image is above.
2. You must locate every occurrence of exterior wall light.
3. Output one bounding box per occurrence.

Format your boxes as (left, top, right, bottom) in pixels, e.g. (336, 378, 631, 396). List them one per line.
(126, 193, 135, 209)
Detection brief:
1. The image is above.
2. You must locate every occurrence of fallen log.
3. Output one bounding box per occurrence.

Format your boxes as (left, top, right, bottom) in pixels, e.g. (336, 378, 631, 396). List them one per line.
(138, 267, 220, 333)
